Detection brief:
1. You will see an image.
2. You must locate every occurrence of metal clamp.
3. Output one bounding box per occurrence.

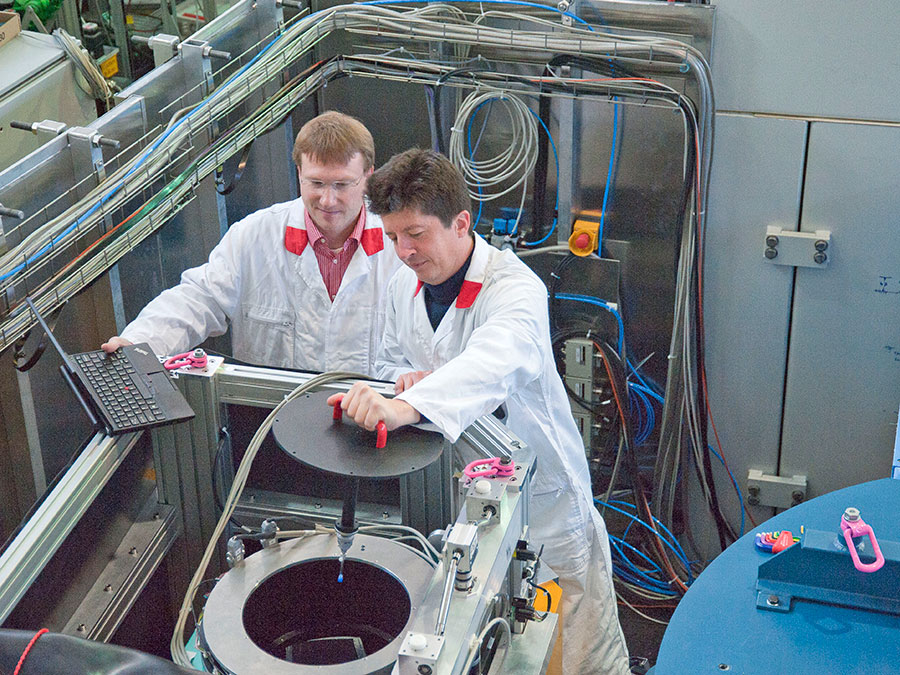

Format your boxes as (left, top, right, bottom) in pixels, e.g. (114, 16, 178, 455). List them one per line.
(179, 38, 231, 61)
(131, 33, 180, 68)
(67, 126, 120, 150)
(763, 227, 831, 268)
(10, 119, 68, 137)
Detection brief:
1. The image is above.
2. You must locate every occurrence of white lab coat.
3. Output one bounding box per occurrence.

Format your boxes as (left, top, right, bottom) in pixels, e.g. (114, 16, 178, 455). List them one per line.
(376, 235, 630, 674)
(122, 198, 402, 375)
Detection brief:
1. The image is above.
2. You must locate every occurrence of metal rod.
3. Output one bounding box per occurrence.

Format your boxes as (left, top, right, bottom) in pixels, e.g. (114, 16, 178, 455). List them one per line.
(340, 476, 359, 532)
(435, 551, 461, 636)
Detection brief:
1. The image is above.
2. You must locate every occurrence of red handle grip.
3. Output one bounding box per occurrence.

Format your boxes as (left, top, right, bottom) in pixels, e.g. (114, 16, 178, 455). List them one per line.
(332, 394, 386, 448)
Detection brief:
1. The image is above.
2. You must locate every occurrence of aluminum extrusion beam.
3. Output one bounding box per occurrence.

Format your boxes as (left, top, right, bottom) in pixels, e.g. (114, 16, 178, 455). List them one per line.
(0, 431, 140, 624)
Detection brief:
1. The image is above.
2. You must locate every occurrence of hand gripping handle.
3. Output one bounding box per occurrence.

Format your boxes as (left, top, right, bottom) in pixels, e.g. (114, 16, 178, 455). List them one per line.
(841, 515, 885, 573)
(332, 395, 387, 449)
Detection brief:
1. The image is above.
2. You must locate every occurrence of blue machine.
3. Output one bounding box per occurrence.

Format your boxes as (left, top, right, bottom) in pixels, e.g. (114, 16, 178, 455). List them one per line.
(654, 479, 900, 674)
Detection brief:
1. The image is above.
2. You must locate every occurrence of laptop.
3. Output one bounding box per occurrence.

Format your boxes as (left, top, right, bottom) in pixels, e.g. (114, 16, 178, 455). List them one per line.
(26, 298, 195, 435)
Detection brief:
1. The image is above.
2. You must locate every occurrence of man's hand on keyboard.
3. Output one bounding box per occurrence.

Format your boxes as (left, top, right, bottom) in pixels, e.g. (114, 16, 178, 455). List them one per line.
(101, 336, 133, 353)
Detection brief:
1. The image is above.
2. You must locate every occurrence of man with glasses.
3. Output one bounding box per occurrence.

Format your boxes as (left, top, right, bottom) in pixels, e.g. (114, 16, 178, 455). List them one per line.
(102, 111, 401, 375)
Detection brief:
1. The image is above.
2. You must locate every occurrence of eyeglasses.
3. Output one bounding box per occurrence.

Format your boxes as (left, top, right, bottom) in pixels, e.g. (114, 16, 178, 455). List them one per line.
(299, 175, 364, 194)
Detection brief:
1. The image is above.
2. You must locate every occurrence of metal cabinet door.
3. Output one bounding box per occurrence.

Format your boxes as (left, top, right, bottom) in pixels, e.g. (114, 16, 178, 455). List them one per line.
(780, 122, 900, 496)
(702, 113, 807, 529)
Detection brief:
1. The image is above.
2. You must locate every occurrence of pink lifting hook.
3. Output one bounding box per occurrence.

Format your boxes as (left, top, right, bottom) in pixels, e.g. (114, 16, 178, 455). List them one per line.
(840, 507, 885, 573)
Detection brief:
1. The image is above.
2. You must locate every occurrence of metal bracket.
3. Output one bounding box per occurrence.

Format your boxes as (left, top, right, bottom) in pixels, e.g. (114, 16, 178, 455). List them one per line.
(757, 528, 900, 615)
(20, 6, 49, 33)
(132, 34, 181, 69)
(763, 227, 831, 268)
(465, 478, 506, 523)
(747, 469, 808, 509)
(397, 632, 445, 672)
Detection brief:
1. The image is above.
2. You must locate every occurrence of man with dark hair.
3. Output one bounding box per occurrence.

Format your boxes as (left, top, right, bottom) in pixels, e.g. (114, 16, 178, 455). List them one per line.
(331, 149, 630, 673)
(102, 112, 401, 374)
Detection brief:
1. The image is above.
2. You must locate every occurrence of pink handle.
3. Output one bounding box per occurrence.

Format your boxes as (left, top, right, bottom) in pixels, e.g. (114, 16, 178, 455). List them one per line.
(163, 349, 208, 371)
(464, 458, 498, 479)
(332, 394, 387, 448)
(463, 457, 515, 479)
(841, 518, 885, 573)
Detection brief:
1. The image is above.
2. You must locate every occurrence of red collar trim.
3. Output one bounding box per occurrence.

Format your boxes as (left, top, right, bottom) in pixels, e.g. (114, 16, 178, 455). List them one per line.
(284, 226, 308, 256)
(456, 280, 483, 308)
(287, 211, 383, 258)
(360, 228, 384, 256)
(412, 279, 483, 308)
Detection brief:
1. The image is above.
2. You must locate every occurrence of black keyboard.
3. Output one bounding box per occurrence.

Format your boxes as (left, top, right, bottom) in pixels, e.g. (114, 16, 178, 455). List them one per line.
(73, 351, 166, 428)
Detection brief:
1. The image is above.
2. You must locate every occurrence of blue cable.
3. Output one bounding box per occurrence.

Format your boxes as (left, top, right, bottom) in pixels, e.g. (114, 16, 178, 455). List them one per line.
(0, 27, 288, 284)
(361, 0, 598, 30)
(626, 357, 664, 400)
(4, 0, 598, 282)
(631, 380, 664, 405)
(595, 498, 692, 577)
(605, 498, 693, 575)
(611, 560, 678, 596)
(553, 293, 624, 354)
(597, 96, 618, 252)
(610, 536, 662, 574)
(707, 444, 746, 537)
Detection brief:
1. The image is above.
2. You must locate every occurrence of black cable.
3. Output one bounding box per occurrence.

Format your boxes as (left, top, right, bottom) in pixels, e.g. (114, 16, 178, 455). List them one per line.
(531, 91, 551, 240)
(546, 53, 638, 80)
(547, 252, 580, 332)
(429, 62, 492, 155)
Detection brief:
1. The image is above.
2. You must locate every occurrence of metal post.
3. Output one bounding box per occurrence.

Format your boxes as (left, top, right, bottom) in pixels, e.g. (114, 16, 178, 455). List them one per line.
(67, 127, 127, 331)
(107, 0, 132, 79)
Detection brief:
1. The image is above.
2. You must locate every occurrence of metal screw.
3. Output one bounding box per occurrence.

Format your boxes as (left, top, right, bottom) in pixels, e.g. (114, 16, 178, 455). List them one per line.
(718, 665, 731, 671)
(813, 251, 827, 264)
(417, 666, 433, 675)
(764, 247, 778, 260)
(153, 512, 160, 520)
(104, 584, 112, 592)
(77, 624, 86, 632)
(382, 511, 390, 520)
(315, 502, 322, 509)
(510, 440, 521, 448)
(765, 235, 779, 248)
(128, 547, 138, 556)
(510, 477, 517, 482)
(747, 485, 760, 507)
(814, 239, 828, 251)
(766, 595, 780, 607)
(791, 490, 805, 505)
(843, 507, 860, 521)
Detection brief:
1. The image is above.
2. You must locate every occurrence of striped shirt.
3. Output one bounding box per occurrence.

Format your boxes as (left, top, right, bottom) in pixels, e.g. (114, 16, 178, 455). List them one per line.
(304, 209, 366, 301)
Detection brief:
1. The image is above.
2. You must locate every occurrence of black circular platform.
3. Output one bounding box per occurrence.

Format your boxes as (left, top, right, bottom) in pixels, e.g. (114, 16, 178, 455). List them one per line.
(272, 390, 444, 479)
